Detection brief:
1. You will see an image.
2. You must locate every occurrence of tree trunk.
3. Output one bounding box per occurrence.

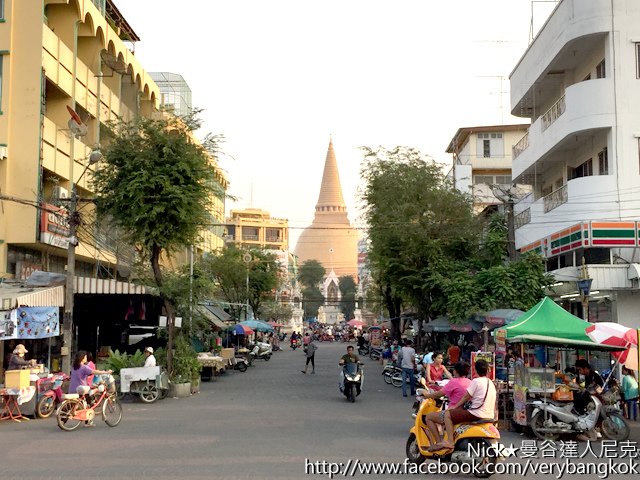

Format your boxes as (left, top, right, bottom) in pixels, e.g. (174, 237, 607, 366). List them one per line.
(151, 245, 175, 373)
(384, 284, 402, 341)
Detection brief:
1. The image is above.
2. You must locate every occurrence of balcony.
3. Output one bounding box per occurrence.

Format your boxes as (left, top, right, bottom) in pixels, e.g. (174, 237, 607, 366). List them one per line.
(512, 132, 529, 160)
(512, 79, 614, 179)
(543, 185, 568, 213)
(515, 208, 531, 229)
(266, 236, 282, 243)
(541, 95, 566, 131)
(242, 235, 259, 241)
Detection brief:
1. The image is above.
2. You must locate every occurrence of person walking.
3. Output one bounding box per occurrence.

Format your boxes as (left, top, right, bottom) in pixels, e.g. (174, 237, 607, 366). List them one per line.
(400, 339, 416, 398)
(302, 338, 317, 374)
(622, 367, 638, 421)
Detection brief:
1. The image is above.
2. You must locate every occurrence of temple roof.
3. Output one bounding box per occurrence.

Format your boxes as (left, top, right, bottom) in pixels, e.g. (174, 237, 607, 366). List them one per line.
(316, 139, 346, 211)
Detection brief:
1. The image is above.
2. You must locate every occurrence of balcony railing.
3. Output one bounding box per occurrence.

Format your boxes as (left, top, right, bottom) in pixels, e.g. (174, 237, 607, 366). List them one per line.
(266, 236, 282, 242)
(242, 235, 259, 241)
(541, 94, 566, 131)
(512, 132, 529, 160)
(543, 184, 568, 213)
(514, 208, 531, 229)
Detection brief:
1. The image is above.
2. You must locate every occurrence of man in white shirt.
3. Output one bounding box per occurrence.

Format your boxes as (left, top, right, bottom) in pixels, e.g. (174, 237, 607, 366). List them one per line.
(143, 346, 157, 367)
(434, 359, 496, 451)
(400, 339, 417, 398)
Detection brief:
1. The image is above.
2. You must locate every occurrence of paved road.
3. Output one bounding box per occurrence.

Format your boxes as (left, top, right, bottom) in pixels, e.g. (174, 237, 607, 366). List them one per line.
(1, 342, 639, 480)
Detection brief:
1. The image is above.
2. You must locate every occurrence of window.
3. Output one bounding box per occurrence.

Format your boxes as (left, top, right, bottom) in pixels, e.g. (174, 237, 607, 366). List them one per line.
(0, 1, 4, 20)
(476, 132, 504, 158)
(637, 44, 640, 79)
(596, 59, 606, 79)
(472, 175, 494, 185)
(0, 54, 3, 112)
(472, 174, 511, 185)
(570, 158, 593, 179)
(495, 175, 512, 185)
(598, 147, 608, 175)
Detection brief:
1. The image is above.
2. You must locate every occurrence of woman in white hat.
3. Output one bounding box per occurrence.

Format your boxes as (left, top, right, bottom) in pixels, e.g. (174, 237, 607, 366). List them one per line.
(8, 344, 35, 370)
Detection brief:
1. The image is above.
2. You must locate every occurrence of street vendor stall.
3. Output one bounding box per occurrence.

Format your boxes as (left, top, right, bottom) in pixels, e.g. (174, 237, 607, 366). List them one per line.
(499, 297, 625, 430)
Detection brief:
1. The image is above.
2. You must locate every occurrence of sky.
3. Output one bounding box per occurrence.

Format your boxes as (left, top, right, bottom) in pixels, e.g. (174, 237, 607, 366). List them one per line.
(117, 0, 558, 248)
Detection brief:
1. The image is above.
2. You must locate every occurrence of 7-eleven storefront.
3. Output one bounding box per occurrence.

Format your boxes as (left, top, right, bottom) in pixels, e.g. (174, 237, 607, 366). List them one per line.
(521, 221, 640, 330)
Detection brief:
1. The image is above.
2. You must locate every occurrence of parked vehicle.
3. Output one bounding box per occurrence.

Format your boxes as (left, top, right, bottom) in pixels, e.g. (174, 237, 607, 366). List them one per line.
(369, 347, 383, 361)
(382, 364, 403, 387)
(56, 374, 122, 431)
(232, 356, 249, 372)
(249, 341, 273, 364)
(340, 362, 364, 403)
(35, 372, 68, 418)
(358, 344, 370, 356)
(530, 387, 629, 441)
(406, 393, 500, 478)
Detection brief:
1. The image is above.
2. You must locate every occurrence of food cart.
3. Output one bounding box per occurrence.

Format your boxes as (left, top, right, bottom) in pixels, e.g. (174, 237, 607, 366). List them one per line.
(119, 366, 168, 403)
(497, 297, 626, 429)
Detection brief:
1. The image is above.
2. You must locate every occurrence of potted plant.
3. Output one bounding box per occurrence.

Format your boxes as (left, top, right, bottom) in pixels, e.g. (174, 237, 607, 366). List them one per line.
(169, 335, 199, 398)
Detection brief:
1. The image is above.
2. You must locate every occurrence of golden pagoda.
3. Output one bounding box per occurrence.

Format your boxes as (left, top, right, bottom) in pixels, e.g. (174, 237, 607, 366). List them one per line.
(294, 139, 359, 281)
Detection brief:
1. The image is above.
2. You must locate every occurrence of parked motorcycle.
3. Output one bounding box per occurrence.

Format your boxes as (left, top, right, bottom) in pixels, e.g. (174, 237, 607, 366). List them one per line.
(406, 394, 500, 478)
(340, 362, 364, 403)
(357, 343, 370, 356)
(232, 356, 249, 372)
(530, 387, 630, 441)
(35, 372, 68, 418)
(248, 341, 273, 365)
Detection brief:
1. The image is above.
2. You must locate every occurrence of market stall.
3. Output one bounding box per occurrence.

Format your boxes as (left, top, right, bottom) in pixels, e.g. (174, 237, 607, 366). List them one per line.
(498, 297, 625, 429)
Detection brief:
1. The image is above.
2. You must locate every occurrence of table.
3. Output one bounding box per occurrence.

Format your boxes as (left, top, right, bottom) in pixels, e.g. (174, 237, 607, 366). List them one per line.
(197, 355, 226, 381)
(0, 387, 35, 422)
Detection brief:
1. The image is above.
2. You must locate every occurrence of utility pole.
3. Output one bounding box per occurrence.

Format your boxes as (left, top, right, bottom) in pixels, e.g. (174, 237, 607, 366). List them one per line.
(61, 149, 102, 373)
(577, 257, 593, 321)
(490, 184, 522, 262)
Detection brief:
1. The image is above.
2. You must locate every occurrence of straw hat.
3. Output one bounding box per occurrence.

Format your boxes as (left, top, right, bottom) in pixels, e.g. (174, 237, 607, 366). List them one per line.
(145, 346, 154, 354)
(13, 344, 28, 355)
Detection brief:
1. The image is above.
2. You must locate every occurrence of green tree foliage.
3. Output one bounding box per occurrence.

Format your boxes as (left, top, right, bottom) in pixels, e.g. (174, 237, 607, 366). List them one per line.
(338, 275, 357, 320)
(302, 286, 324, 320)
(360, 147, 551, 343)
(261, 301, 293, 323)
(201, 246, 280, 320)
(298, 259, 326, 288)
(92, 113, 225, 372)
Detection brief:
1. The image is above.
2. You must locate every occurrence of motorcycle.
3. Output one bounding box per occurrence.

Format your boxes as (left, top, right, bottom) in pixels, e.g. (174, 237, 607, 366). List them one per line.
(530, 387, 630, 441)
(232, 356, 249, 372)
(406, 394, 500, 478)
(357, 343, 370, 356)
(382, 363, 404, 387)
(248, 341, 273, 365)
(340, 362, 364, 403)
(290, 338, 301, 350)
(35, 372, 68, 418)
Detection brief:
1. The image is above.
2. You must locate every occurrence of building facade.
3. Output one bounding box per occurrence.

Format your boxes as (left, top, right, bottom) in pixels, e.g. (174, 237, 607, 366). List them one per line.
(149, 71, 192, 117)
(510, 0, 640, 327)
(224, 208, 288, 251)
(446, 125, 531, 214)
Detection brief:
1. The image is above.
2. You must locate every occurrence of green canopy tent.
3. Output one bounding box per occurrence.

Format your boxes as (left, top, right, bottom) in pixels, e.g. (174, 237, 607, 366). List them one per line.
(503, 297, 593, 343)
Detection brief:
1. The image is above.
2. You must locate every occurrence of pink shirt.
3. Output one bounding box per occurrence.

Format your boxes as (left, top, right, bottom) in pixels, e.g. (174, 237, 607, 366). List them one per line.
(442, 377, 471, 408)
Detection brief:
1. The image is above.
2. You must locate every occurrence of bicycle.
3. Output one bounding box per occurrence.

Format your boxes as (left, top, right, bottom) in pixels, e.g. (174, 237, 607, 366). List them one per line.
(56, 375, 122, 431)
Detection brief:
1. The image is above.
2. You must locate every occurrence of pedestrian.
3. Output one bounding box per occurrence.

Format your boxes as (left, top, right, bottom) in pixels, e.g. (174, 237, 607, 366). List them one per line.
(447, 343, 461, 365)
(622, 367, 638, 421)
(400, 339, 416, 398)
(302, 338, 317, 374)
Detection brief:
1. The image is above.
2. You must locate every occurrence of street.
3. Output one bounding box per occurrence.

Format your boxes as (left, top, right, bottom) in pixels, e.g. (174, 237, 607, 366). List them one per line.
(1, 343, 639, 480)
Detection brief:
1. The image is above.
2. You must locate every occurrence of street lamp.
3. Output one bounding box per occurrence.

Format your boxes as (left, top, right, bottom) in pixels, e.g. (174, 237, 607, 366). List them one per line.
(61, 148, 102, 373)
(243, 253, 252, 321)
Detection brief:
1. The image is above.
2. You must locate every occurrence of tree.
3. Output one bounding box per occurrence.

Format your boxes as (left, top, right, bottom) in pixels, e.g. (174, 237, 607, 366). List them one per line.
(360, 146, 479, 344)
(298, 259, 326, 288)
(92, 113, 224, 372)
(201, 246, 280, 320)
(338, 275, 357, 320)
(261, 301, 293, 323)
(302, 286, 324, 320)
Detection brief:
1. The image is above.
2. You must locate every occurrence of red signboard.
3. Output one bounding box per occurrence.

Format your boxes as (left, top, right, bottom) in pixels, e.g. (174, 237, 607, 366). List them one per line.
(40, 203, 70, 249)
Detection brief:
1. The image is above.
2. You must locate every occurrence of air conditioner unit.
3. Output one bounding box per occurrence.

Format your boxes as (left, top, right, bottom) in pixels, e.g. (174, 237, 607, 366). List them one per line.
(52, 186, 69, 200)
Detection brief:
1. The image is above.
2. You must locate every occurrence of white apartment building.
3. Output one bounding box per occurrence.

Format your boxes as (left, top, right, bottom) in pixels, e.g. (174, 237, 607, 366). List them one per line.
(510, 0, 640, 327)
(446, 125, 530, 215)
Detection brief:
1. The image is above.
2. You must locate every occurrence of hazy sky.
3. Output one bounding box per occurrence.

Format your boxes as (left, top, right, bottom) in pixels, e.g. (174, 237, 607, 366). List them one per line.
(117, 0, 557, 247)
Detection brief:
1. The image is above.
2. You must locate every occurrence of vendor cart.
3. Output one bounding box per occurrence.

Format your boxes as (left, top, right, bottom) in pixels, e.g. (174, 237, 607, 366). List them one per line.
(119, 366, 168, 403)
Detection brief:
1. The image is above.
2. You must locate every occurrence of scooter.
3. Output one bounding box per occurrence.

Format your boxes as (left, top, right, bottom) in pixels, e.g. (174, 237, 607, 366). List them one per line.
(248, 341, 273, 365)
(406, 395, 500, 478)
(530, 387, 630, 441)
(340, 362, 364, 403)
(35, 372, 68, 418)
(232, 356, 249, 372)
(290, 338, 301, 350)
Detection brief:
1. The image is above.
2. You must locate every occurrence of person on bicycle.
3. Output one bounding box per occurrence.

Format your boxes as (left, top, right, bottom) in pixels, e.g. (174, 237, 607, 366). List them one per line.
(69, 350, 113, 396)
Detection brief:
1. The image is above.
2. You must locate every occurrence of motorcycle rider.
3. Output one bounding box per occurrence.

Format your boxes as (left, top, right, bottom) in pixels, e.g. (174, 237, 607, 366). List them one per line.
(435, 359, 496, 451)
(339, 346, 360, 390)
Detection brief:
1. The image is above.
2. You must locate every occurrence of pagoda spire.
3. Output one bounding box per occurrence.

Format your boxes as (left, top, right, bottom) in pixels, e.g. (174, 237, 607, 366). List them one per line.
(316, 138, 346, 213)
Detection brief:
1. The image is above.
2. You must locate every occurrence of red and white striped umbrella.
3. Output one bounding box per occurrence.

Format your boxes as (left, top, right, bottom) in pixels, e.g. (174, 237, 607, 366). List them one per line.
(585, 322, 638, 370)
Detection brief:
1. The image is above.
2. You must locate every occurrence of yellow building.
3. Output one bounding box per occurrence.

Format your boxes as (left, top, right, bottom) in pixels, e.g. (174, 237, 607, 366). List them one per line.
(224, 208, 289, 251)
(0, 0, 227, 278)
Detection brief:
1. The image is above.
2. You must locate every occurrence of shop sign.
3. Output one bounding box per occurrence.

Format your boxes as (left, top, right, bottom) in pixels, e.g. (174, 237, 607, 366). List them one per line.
(40, 203, 70, 249)
(495, 329, 507, 355)
(0, 306, 59, 340)
(471, 351, 495, 380)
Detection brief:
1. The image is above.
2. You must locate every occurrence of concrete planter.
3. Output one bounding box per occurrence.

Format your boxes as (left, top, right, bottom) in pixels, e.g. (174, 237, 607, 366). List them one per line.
(169, 382, 191, 398)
